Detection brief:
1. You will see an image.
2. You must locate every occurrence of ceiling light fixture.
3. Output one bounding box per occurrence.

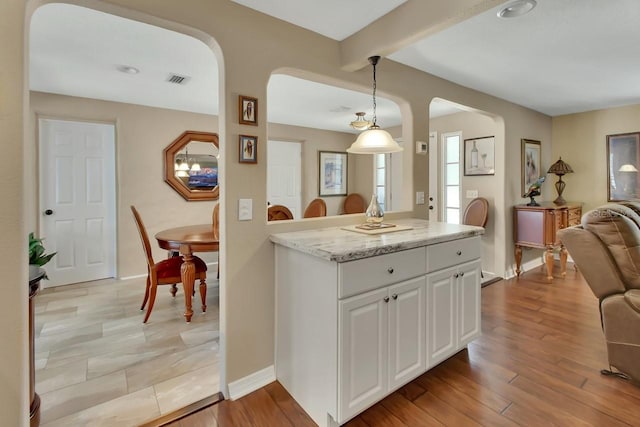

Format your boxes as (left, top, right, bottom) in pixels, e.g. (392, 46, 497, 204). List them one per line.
(117, 65, 140, 74)
(497, 0, 537, 18)
(347, 56, 403, 154)
(350, 112, 372, 131)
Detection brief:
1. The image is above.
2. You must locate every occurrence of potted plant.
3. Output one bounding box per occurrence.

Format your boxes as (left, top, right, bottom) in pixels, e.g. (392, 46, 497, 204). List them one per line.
(28, 232, 56, 426)
(29, 232, 56, 279)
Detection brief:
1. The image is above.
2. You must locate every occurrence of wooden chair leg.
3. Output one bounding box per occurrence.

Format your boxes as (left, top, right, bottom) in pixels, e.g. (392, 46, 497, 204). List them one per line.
(143, 283, 158, 323)
(140, 276, 151, 310)
(199, 279, 207, 312)
(170, 284, 178, 297)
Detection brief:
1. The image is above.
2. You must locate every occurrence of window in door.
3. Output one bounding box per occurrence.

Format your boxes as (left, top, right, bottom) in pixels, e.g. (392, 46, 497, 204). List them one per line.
(374, 153, 391, 211)
(443, 132, 461, 224)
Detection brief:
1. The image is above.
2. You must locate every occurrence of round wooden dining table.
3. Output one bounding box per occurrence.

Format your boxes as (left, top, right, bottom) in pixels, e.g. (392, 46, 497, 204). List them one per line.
(155, 224, 219, 322)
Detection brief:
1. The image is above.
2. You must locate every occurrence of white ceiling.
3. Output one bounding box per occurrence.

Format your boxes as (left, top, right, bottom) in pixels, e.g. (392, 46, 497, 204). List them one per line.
(230, 0, 407, 41)
(29, 1, 640, 134)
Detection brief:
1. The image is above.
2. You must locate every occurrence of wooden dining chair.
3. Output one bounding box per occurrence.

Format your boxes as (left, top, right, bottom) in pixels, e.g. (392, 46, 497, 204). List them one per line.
(342, 193, 366, 214)
(130, 206, 208, 323)
(303, 198, 327, 218)
(268, 204, 294, 221)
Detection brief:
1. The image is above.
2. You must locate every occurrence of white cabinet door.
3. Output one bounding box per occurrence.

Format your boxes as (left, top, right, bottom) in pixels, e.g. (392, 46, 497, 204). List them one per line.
(458, 260, 482, 347)
(388, 277, 426, 390)
(427, 267, 457, 367)
(339, 288, 388, 422)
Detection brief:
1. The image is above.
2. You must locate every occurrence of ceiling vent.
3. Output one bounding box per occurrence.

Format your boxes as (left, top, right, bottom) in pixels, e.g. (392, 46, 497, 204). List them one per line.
(167, 74, 191, 85)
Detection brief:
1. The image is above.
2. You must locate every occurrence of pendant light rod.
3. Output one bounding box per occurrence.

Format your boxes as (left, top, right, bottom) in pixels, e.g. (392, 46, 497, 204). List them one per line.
(369, 55, 380, 127)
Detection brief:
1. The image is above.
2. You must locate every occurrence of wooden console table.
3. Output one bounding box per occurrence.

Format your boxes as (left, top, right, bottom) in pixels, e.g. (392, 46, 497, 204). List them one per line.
(514, 202, 582, 281)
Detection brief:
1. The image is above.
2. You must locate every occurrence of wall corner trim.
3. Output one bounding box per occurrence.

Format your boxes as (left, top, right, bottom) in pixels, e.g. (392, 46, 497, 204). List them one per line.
(228, 365, 275, 400)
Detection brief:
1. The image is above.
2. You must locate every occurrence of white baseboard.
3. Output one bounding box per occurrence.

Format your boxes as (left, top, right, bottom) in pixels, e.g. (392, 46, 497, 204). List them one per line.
(228, 365, 276, 400)
(119, 273, 147, 281)
(505, 257, 544, 279)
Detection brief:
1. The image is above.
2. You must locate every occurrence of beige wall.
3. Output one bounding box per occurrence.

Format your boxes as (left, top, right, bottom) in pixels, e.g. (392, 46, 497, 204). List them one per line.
(552, 104, 640, 212)
(267, 123, 364, 216)
(2, 1, 28, 425)
(30, 91, 220, 277)
(430, 111, 498, 274)
(30, 92, 365, 277)
(2, 1, 557, 423)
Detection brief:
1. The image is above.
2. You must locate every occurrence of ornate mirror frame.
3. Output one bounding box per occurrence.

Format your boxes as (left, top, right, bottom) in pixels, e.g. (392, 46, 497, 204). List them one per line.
(164, 130, 219, 201)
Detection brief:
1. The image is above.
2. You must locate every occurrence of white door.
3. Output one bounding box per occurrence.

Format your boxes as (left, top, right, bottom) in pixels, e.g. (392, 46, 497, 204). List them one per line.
(426, 267, 457, 367)
(267, 140, 302, 219)
(339, 288, 388, 422)
(458, 260, 482, 346)
(39, 119, 116, 287)
(428, 131, 438, 221)
(388, 276, 426, 390)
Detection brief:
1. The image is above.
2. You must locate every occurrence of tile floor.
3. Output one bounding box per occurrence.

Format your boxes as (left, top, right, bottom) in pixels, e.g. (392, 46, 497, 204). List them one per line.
(34, 276, 220, 427)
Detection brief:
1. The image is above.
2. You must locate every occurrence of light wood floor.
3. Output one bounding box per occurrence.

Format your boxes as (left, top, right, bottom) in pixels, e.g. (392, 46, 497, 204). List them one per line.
(170, 263, 640, 426)
(34, 276, 220, 427)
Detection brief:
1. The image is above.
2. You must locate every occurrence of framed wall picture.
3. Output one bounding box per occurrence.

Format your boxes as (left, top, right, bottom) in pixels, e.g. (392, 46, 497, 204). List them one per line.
(521, 139, 541, 195)
(318, 151, 347, 196)
(607, 132, 640, 201)
(239, 135, 257, 163)
(238, 95, 258, 125)
(464, 136, 495, 176)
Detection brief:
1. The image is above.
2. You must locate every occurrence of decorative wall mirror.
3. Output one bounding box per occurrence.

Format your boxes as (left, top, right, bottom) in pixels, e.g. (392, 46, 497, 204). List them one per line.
(164, 130, 219, 201)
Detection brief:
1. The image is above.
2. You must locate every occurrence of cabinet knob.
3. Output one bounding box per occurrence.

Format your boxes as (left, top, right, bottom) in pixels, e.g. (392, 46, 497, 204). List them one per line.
(392, 294, 398, 300)
(383, 296, 390, 303)
(456, 250, 462, 256)
(460, 272, 465, 277)
(387, 267, 394, 274)
(454, 273, 459, 278)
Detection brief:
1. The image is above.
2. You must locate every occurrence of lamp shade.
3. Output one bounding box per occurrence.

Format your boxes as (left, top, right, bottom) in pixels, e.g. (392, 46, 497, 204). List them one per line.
(619, 164, 638, 172)
(347, 126, 403, 154)
(547, 157, 573, 175)
(350, 112, 371, 131)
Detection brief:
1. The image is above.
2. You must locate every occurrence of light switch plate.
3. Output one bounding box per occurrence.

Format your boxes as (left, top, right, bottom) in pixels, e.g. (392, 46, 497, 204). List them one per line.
(238, 198, 252, 221)
(466, 190, 479, 198)
(416, 191, 425, 205)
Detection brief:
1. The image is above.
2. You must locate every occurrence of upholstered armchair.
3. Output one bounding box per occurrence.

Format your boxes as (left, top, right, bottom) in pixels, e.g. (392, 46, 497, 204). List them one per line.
(558, 201, 640, 385)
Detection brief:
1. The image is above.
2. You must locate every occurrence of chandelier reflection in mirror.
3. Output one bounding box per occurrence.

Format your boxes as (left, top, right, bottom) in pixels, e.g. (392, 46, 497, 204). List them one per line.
(174, 147, 202, 178)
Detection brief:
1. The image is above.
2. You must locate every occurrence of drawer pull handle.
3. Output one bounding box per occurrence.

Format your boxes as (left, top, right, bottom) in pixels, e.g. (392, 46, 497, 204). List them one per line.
(392, 294, 398, 300)
(456, 250, 462, 256)
(383, 296, 390, 303)
(387, 267, 394, 274)
(454, 273, 459, 278)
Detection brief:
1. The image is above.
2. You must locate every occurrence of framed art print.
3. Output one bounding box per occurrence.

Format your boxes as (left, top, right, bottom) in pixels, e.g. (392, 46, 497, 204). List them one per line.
(318, 151, 347, 196)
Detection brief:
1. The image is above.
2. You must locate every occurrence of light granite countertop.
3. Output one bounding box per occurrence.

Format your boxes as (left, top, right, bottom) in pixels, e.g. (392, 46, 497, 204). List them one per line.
(270, 218, 484, 262)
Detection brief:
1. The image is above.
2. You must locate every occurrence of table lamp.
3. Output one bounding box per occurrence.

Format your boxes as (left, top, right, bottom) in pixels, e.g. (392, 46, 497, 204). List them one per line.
(547, 157, 574, 205)
(618, 163, 638, 197)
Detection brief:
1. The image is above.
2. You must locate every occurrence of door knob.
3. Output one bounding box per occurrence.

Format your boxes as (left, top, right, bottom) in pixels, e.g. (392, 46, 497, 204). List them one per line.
(44, 209, 54, 216)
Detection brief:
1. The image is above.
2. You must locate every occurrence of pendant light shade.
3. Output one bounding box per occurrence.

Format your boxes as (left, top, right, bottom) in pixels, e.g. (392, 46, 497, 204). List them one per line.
(350, 112, 371, 131)
(347, 56, 403, 154)
(347, 126, 402, 154)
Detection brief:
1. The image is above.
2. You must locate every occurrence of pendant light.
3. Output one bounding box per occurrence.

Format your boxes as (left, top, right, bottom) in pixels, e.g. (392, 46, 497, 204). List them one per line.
(347, 56, 403, 154)
(350, 112, 371, 131)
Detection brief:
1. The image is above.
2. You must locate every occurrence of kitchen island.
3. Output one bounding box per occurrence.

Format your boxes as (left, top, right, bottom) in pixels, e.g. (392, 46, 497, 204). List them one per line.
(271, 218, 484, 426)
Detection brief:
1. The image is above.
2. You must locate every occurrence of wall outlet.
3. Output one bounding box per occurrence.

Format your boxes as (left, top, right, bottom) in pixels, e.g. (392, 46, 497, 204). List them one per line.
(416, 191, 425, 205)
(466, 190, 479, 198)
(238, 198, 252, 221)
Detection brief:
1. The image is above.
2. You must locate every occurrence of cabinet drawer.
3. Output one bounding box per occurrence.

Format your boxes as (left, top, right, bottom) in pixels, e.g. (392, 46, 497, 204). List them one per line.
(568, 207, 582, 226)
(338, 247, 426, 299)
(426, 237, 481, 272)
